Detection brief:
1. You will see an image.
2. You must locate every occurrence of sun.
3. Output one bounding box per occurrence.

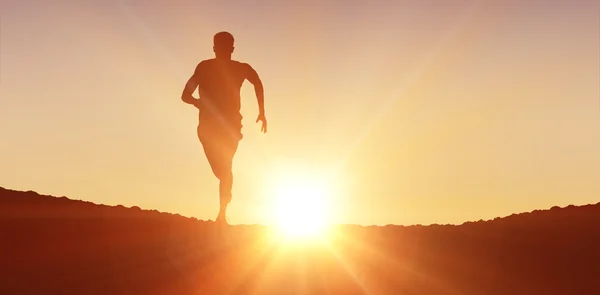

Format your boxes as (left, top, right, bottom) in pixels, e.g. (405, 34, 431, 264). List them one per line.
(270, 177, 332, 240)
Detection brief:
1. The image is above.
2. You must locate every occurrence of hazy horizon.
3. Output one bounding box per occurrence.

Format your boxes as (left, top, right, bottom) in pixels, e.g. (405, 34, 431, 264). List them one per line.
(1, 0, 599, 225)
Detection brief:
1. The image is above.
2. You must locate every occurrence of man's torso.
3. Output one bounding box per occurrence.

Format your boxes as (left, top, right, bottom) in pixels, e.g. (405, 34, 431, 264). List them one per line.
(195, 59, 247, 126)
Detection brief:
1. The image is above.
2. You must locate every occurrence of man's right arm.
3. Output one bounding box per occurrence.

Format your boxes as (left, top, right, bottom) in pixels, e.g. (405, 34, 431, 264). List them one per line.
(181, 63, 201, 107)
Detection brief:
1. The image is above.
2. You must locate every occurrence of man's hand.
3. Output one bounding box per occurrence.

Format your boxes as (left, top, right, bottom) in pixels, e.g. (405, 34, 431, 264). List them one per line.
(182, 95, 200, 108)
(182, 95, 203, 109)
(191, 98, 203, 109)
(256, 113, 267, 133)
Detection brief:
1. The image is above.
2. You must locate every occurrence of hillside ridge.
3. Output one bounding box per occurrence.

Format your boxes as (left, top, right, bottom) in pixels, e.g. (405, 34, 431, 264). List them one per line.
(2, 186, 598, 227)
(2, 186, 599, 295)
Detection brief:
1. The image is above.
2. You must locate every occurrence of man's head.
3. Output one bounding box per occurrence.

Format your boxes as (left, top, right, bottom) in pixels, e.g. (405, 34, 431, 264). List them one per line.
(213, 31, 235, 59)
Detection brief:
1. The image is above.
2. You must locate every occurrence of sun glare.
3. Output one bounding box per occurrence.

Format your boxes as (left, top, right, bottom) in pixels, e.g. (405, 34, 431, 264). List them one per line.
(271, 177, 332, 240)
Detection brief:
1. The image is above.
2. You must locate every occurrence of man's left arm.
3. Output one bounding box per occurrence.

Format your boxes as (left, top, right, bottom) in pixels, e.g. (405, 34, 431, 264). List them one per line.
(245, 63, 267, 133)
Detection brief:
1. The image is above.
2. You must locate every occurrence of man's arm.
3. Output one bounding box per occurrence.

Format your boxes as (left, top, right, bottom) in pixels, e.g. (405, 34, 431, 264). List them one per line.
(245, 63, 267, 133)
(181, 64, 201, 108)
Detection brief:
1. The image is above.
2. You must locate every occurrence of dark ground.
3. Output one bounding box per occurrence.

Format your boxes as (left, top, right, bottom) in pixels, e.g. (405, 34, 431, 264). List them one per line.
(1, 187, 599, 295)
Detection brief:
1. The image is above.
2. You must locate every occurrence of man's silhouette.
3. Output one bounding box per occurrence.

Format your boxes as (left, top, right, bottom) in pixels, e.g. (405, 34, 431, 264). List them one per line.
(181, 31, 266, 224)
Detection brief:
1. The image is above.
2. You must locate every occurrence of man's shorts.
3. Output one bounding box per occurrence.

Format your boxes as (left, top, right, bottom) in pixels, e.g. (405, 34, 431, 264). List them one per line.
(197, 118, 242, 178)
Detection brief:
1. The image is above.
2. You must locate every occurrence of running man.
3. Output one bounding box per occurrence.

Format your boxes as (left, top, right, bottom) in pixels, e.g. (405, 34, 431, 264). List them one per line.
(181, 31, 267, 224)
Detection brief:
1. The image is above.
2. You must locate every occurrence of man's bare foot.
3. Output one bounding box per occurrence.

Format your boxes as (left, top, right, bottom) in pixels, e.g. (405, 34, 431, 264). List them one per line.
(215, 212, 228, 225)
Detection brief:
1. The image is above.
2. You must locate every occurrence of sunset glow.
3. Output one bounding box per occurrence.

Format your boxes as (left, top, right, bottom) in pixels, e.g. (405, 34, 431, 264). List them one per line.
(270, 175, 332, 240)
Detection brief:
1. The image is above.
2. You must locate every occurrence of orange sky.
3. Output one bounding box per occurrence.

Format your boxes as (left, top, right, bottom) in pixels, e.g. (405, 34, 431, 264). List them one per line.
(1, 1, 599, 225)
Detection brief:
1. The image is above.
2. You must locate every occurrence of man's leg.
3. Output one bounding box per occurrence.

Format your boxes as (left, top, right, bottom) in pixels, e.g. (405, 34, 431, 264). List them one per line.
(217, 148, 235, 221)
(219, 136, 240, 223)
(199, 131, 239, 223)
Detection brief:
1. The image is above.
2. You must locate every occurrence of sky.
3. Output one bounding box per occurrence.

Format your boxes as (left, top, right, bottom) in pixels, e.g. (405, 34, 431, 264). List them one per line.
(1, 0, 599, 226)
